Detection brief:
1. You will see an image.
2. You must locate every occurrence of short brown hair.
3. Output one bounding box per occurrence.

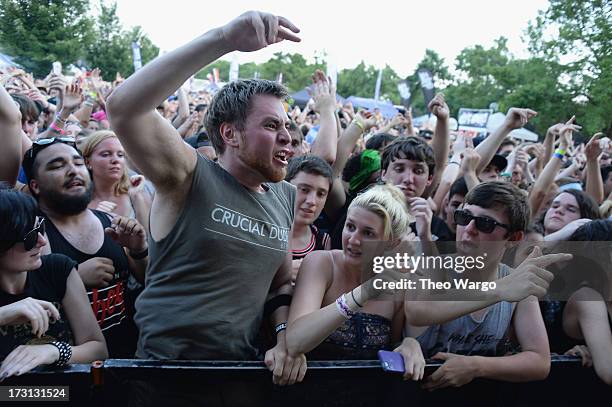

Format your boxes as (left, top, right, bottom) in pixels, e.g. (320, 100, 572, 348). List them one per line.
(205, 79, 288, 155)
(465, 181, 530, 234)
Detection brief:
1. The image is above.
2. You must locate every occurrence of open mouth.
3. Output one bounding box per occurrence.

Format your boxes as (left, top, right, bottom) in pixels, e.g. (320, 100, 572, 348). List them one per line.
(273, 151, 291, 166)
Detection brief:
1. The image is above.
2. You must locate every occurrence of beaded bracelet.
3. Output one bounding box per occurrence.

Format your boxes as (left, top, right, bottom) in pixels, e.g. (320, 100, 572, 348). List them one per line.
(49, 341, 72, 367)
(335, 294, 354, 319)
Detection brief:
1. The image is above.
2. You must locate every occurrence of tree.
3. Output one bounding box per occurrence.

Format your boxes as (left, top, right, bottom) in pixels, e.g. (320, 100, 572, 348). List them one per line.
(0, 0, 94, 77)
(443, 38, 576, 135)
(527, 0, 612, 136)
(86, 1, 158, 79)
(336, 61, 378, 99)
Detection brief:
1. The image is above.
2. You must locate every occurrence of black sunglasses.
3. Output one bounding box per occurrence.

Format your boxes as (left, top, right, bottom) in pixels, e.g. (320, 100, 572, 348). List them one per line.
(26, 137, 77, 159)
(454, 209, 509, 234)
(23, 216, 45, 251)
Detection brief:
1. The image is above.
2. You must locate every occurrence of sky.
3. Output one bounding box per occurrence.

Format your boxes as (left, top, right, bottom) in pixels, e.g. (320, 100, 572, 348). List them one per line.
(109, 0, 551, 78)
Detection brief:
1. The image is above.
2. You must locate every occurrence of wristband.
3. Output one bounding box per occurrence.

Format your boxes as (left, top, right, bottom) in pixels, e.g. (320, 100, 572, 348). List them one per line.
(352, 120, 365, 133)
(335, 294, 354, 319)
(554, 148, 566, 156)
(129, 247, 148, 260)
(49, 341, 72, 367)
(275, 322, 287, 334)
(49, 122, 65, 135)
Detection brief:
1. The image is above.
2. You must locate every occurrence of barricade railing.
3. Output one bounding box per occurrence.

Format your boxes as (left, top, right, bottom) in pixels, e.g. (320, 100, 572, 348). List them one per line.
(3, 356, 609, 406)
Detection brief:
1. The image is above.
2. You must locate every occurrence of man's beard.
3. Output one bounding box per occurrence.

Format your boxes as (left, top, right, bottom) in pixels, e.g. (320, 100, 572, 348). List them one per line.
(238, 146, 286, 183)
(42, 182, 93, 216)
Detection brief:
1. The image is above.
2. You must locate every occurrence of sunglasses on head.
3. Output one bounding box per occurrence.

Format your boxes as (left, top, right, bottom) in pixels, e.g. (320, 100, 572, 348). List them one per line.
(454, 209, 509, 234)
(26, 137, 77, 159)
(23, 216, 45, 251)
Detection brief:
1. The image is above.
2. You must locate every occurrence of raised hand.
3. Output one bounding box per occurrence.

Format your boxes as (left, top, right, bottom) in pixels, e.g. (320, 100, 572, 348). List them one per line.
(220, 11, 300, 53)
(460, 148, 481, 174)
(309, 70, 335, 113)
(585, 132, 604, 161)
(503, 108, 538, 130)
(62, 83, 84, 113)
(547, 115, 580, 138)
(428, 93, 449, 121)
(354, 110, 377, 132)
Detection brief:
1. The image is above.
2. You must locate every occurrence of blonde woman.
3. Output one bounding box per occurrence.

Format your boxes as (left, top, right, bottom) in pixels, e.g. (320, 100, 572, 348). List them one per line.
(286, 184, 425, 381)
(81, 131, 151, 231)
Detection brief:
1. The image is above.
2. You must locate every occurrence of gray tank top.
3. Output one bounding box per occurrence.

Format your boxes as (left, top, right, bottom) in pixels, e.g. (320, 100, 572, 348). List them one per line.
(417, 264, 515, 357)
(135, 155, 295, 360)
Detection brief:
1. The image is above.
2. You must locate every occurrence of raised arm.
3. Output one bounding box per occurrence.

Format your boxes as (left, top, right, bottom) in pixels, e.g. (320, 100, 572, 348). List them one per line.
(0, 84, 23, 185)
(423, 94, 450, 198)
(107, 11, 300, 189)
(584, 132, 605, 204)
(308, 70, 337, 165)
(171, 87, 190, 129)
(529, 122, 577, 216)
(475, 108, 537, 174)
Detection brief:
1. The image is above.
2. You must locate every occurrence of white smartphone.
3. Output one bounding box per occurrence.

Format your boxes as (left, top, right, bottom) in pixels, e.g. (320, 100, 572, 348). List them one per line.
(52, 61, 62, 75)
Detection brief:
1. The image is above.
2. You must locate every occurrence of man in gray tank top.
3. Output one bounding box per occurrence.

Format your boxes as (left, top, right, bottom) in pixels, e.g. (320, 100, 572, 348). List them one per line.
(107, 10, 306, 395)
(404, 182, 571, 389)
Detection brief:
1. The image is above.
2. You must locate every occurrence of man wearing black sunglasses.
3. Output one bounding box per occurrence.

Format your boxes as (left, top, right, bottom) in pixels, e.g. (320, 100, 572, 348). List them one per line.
(21, 139, 148, 358)
(404, 181, 572, 390)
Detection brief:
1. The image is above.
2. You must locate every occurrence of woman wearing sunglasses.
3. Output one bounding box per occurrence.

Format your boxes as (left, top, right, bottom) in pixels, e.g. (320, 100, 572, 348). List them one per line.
(0, 189, 107, 380)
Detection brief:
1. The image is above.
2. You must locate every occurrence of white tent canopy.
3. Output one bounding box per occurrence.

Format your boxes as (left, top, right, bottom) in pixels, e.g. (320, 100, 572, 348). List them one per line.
(487, 112, 539, 142)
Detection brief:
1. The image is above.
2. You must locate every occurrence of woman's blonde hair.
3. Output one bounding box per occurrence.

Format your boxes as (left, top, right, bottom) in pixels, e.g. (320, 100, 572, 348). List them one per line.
(81, 130, 130, 196)
(348, 183, 412, 241)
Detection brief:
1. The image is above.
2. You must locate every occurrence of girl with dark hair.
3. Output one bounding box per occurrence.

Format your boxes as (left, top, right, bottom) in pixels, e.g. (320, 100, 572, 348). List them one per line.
(540, 220, 612, 385)
(542, 189, 602, 241)
(0, 190, 107, 379)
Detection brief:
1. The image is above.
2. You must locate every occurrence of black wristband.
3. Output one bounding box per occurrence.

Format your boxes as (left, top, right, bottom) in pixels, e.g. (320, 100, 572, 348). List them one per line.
(264, 294, 292, 318)
(129, 247, 148, 260)
(49, 341, 72, 367)
(275, 322, 287, 334)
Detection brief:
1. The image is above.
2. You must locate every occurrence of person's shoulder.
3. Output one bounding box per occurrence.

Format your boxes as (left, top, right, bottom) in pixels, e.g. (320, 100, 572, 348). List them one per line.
(430, 216, 453, 241)
(40, 254, 77, 274)
(269, 179, 296, 194)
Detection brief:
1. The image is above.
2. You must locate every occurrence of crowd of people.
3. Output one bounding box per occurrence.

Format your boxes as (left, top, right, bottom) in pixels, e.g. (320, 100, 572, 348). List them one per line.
(0, 10, 611, 406)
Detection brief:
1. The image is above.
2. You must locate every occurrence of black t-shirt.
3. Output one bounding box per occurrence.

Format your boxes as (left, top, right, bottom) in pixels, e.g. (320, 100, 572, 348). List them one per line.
(0, 254, 76, 360)
(409, 216, 454, 242)
(43, 209, 137, 358)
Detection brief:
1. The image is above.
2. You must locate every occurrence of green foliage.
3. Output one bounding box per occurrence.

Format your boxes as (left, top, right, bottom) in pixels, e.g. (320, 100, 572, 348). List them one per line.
(196, 52, 324, 93)
(86, 1, 159, 79)
(0, 0, 94, 77)
(526, 0, 612, 136)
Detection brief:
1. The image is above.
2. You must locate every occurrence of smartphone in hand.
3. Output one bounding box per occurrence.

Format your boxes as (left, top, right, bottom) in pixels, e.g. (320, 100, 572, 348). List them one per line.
(378, 350, 405, 374)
